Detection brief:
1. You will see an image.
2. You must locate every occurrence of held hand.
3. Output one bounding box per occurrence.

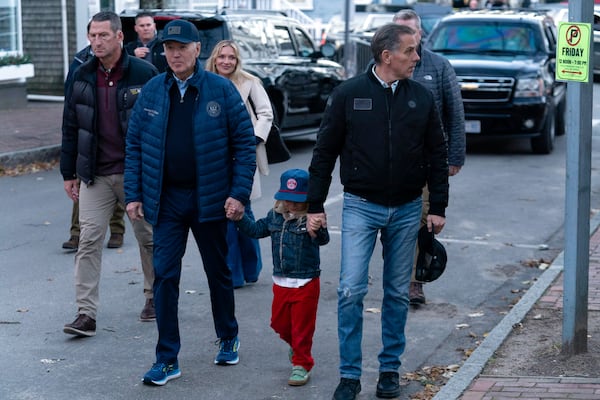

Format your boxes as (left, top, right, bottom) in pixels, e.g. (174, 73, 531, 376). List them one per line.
(427, 215, 446, 234)
(307, 212, 327, 238)
(126, 202, 144, 221)
(224, 197, 245, 221)
(449, 165, 462, 176)
(63, 179, 79, 201)
(134, 47, 149, 59)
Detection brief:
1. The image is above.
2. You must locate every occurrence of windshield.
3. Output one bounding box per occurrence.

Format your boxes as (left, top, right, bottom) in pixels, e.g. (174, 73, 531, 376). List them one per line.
(429, 21, 539, 54)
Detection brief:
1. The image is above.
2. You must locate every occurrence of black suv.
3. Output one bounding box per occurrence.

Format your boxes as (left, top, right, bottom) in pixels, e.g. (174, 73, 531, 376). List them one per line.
(426, 10, 566, 154)
(120, 10, 345, 139)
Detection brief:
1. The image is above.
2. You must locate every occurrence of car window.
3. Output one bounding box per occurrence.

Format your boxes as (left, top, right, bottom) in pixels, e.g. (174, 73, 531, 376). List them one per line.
(229, 18, 277, 59)
(292, 27, 314, 57)
(273, 25, 295, 56)
(431, 22, 538, 53)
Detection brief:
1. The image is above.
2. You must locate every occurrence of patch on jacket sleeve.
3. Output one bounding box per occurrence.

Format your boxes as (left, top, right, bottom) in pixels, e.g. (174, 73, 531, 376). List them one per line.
(353, 98, 372, 111)
(206, 101, 221, 117)
(143, 107, 159, 117)
(129, 87, 141, 95)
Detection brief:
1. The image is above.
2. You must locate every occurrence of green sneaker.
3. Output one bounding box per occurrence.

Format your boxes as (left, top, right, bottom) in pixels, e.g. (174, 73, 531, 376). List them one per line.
(288, 365, 310, 386)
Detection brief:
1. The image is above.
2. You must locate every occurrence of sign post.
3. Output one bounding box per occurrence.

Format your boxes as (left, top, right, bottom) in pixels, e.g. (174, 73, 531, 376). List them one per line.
(560, 0, 594, 356)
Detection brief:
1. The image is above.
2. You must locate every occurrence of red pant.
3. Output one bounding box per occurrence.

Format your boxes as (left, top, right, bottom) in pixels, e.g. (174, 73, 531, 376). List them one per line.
(271, 278, 320, 371)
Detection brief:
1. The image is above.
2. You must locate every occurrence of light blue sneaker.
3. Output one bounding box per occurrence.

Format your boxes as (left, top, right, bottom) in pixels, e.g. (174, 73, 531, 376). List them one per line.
(214, 336, 240, 365)
(142, 362, 181, 386)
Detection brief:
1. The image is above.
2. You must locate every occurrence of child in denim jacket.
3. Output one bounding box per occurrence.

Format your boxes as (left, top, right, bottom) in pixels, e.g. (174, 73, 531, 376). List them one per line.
(236, 169, 329, 386)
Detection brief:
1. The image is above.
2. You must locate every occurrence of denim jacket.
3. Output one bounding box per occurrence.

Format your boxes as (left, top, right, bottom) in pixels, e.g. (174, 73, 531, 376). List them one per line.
(236, 209, 329, 279)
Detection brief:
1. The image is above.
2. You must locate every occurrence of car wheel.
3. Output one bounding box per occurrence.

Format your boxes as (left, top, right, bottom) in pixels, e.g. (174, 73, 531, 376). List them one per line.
(555, 97, 566, 136)
(531, 110, 555, 155)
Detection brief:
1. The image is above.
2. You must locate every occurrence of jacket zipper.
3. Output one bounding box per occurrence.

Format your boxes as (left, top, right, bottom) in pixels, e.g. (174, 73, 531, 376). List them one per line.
(385, 87, 393, 198)
(279, 218, 289, 270)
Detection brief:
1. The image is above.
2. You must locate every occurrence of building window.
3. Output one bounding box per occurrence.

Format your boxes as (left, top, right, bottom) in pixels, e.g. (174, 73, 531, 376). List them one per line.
(0, 0, 22, 55)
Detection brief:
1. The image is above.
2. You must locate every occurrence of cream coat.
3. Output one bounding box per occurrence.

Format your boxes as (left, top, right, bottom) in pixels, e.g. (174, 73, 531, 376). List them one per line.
(234, 76, 274, 200)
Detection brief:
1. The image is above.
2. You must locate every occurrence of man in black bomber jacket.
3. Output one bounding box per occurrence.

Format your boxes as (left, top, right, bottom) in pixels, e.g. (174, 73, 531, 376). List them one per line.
(306, 23, 448, 400)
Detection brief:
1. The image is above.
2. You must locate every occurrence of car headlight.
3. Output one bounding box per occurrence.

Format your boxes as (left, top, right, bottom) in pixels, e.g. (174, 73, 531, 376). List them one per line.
(514, 77, 544, 98)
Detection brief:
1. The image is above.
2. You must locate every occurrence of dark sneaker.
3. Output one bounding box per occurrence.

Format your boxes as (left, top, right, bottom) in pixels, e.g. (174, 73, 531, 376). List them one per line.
(288, 365, 310, 386)
(142, 362, 181, 386)
(333, 378, 361, 400)
(409, 282, 426, 305)
(63, 314, 96, 337)
(376, 371, 401, 398)
(140, 298, 156, 322)
(107, 233, 123, 249)
(214, 336, 240, 365)
(62, 235, 79, 250)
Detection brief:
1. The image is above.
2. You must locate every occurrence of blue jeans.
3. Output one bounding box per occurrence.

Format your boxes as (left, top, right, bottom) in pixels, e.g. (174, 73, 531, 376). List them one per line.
(153, 187, 238, 364)
(338, 192, 422, 379)
(227, 202, 262, 287)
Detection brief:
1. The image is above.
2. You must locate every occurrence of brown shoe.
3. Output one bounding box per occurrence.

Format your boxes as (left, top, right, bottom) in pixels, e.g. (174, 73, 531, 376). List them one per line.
(409, 282, 426, 305)
(62, 235, 79, 250)
(64, 314, 96, 337)
(107, 233, 124, 249)
(140, 298, 156, 321)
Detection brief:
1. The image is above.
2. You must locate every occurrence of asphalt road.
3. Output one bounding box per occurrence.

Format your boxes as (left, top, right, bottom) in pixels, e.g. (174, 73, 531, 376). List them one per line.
(2, 90, 600, 399)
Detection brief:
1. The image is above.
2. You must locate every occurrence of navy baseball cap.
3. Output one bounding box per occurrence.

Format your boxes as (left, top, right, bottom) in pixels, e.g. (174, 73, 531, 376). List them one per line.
(274, 169, 309, 202)
(415, 226, 447, 282)
(161, 19, 199, 43)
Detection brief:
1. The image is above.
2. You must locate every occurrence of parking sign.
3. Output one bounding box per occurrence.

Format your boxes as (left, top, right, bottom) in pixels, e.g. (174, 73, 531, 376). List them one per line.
(556, 22, 591, 82)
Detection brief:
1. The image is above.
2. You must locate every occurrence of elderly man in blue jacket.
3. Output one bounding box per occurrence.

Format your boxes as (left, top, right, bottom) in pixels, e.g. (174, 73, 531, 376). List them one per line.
(124, 19, 256, 386)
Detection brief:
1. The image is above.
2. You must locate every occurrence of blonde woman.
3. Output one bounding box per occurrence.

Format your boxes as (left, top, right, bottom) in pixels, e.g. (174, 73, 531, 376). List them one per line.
(206, 40, 274, 288)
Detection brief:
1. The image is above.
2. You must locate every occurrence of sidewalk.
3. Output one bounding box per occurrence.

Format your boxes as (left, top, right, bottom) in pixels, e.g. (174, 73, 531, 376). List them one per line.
(437, 215, 600, 400)
(3, 100, 600, 399)
(0, 100, 63, 168)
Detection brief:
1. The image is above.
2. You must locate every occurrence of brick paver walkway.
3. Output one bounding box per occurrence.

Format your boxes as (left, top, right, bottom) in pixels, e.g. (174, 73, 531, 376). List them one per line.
(0, 101, 62, 154)
(462, 376, 600, 400)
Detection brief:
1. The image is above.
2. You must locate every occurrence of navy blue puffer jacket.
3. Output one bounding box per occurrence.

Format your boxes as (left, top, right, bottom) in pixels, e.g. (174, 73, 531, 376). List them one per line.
(124, 62, 256, 225)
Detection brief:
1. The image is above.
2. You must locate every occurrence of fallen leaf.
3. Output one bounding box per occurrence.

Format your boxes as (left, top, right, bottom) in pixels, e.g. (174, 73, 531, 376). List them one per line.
(366, 308, 381, 313)
(16, 308, 28, 313)
(185, 290, 197, 294)
(0, 160, 58, 177)
(532, 314, 543, 319)
(468, 312, 484, 318)
(455, 323, 470, 329)
(40, 358, 64, 364)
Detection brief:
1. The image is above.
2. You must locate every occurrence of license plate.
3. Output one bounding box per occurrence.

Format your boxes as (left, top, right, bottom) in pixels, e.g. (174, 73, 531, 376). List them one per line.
(465, 120, 481, 134)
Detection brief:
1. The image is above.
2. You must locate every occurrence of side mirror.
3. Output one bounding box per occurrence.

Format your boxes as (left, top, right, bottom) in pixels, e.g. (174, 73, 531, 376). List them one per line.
(320, 43, 336, 58)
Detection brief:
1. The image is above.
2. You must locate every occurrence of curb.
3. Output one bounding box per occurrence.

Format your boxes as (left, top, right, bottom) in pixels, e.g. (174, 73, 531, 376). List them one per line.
(433, 211, 600, 400)
(0, 144, 60, 169)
